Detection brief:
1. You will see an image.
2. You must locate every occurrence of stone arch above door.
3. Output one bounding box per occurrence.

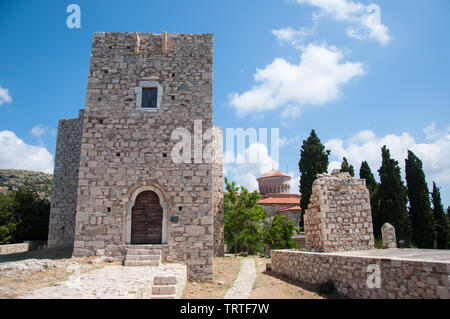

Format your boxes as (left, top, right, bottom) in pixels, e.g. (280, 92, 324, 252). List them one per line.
(125, 185, 168, 245)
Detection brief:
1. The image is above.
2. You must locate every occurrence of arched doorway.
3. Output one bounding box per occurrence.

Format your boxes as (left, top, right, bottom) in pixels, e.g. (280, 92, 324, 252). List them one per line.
(131, 191, 163, 244)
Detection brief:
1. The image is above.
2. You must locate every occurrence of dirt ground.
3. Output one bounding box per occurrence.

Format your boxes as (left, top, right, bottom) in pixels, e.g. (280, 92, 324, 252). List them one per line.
(0, 247, 120, 299)
(182, 256, 242, 299)
(183, 255, 341, 299)
(250, 257, 324, 299)
(1, 250, 341, 299)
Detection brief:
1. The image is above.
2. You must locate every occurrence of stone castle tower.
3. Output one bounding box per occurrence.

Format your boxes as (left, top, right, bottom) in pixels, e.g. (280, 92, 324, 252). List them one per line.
(48, 32, 224, 280)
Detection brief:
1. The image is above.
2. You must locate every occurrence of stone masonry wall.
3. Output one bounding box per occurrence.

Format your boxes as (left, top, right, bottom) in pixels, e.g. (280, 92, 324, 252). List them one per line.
(272, 250, 450, 299)
(48, 110, 84, 247)
(72, 32, 217, 280)
(0, 241, 46, 255)
(212, 127, 224, 257)
(304, 170, 375, 252)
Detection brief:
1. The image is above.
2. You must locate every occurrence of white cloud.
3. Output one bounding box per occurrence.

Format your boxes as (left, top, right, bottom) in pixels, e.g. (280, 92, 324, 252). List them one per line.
(287, 171, 301, 194)
(0, 86, 12, 106)
(279, 136, 301, 148)
(324, 124, 450, 186)
(224, 142, 279, 191)
(229, 43, 364, 117)
(30, 125, 56, 146)
(297, 0, 392, 45)
(0, 131, 54, 174)
(272, 26, 315, 49)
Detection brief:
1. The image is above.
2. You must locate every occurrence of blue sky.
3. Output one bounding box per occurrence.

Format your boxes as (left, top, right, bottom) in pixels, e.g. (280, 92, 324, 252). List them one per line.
(0, 0, 449, 207)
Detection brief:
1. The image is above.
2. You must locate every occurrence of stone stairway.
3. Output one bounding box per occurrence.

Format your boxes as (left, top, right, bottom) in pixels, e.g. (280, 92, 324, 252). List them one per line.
(150, 276, 178, 299)
(123, 245, 161, 267)
(123, 245, 186, 299)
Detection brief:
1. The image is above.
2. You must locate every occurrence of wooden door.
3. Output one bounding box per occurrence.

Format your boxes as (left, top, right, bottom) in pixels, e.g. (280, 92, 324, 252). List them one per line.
(131, 191, 163, 244)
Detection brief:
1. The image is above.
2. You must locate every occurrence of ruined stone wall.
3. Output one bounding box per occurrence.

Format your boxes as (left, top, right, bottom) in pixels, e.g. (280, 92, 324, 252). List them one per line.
(72, 32, 216, 280)
(304, 170, 375, 252)
(48, 110, 84, 247)
(272, 250, 450, 299)
(212, 127, 224, 257)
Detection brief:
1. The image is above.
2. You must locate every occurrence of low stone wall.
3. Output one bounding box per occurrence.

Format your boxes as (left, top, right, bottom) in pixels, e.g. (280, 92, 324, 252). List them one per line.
(271, 249, 450, 299)
(0, 241, 47, 255)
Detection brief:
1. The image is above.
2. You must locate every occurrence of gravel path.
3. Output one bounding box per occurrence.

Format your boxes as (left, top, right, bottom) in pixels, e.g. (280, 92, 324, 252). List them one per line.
(224, 258, 256, 299)
(21, 264, 186, 299)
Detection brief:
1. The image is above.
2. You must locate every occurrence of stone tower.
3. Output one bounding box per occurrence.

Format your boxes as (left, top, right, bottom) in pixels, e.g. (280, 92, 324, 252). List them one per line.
(48, 32, 224, 281)
(304, 170, 375, 252)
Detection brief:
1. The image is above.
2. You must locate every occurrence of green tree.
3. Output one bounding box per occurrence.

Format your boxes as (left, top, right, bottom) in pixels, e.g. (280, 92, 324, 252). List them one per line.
(447, 207, 450, 248)
(263, 215, 299, 250)
(359, 161, 381, 238)
(224, 178, 266, 257)
(299, 130, 330, 225)
(431, 182, 449, 249)
(405, 151, 435, 248)
(341, 157, 355, 177)
(13, 187, 50, 242)
(0, 192, 16, 244)
(378, 146, 412, 246)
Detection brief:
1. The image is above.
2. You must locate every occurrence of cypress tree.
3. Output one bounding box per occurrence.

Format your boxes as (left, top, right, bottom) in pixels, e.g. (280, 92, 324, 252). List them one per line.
(378, 146, 412, 245)
(447, 207, 450, 248)
(360, 161, 381, 238)
(298, 130, 330, 225)
(405, 150, 435, 248)
(431, 182, 449, 249)
(341, 157, 355, 177)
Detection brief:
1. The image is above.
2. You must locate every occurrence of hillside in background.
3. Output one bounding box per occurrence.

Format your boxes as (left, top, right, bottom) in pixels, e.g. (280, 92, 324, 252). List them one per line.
(0, 169, 53, 200)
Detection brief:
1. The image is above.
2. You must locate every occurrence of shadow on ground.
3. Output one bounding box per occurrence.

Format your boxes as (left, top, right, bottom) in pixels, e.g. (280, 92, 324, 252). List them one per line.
(0, 247, 73, 263)
(261, 270, 346, 299)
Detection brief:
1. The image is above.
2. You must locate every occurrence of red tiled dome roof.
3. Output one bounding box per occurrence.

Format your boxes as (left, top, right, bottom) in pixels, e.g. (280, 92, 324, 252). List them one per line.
(257, 170, 291, 180)
(258, 194, 301, 205)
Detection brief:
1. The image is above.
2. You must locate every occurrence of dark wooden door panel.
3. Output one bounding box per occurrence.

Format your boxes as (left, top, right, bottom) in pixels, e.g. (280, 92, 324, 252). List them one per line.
(131, 191, 163, 244)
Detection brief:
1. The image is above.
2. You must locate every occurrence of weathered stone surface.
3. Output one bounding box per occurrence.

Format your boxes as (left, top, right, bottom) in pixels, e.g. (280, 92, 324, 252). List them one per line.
(49, 32, 224, 281)
(47, 110, 84, 247)
(271, 249, 450, 299)
(381, 223, 397, 248)
(304, 170, 375, 252)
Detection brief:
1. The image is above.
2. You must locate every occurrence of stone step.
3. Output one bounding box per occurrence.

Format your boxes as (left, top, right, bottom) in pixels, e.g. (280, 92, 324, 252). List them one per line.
(153, 276, 177, 285)
(124, 260, 160, 267)
(126, 249, 162, 256)
(125, 254, 161, 261)
(150, 295, 176, 299)
(124, 245, 166, 249)
(152, 285, 176, 295)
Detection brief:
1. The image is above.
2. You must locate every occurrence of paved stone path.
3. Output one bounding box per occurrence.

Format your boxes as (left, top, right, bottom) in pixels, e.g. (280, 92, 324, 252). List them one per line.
(224, 258, 256, 299)
(21, 264, 186, 299)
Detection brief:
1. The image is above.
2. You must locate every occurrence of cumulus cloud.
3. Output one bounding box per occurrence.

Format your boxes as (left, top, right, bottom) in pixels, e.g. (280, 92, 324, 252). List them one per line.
(30, 125, 56, 146)
(0, 86, 12, 106)
(324, 124, 450, 185)
(279, 136, 301, 148)
(229, 43, 364, 117)
(224, 142, 279, 191)
(288, 171, 301, 194)
(272, 26, 315, 49)
(0, 131, 54, 174)
(297, 0, 392, 45)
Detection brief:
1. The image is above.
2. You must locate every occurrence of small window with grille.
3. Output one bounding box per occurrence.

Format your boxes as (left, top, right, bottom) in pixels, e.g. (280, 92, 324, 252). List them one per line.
(141, 87, 158, 108)
(136, 80, 163, 110)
